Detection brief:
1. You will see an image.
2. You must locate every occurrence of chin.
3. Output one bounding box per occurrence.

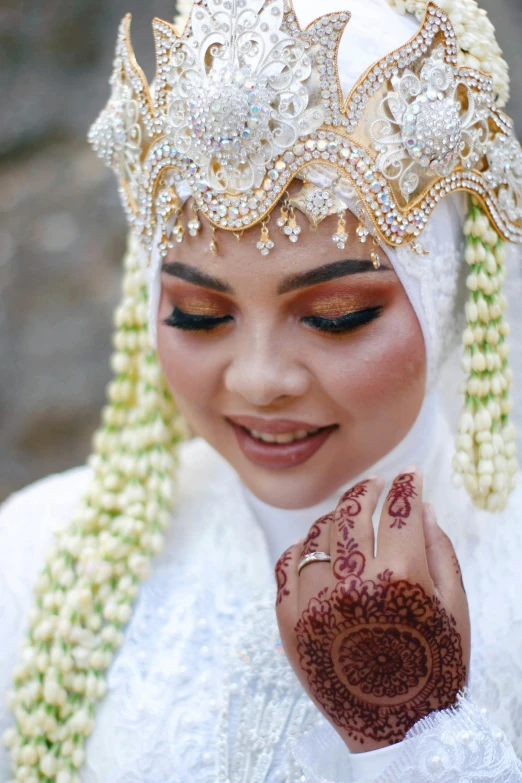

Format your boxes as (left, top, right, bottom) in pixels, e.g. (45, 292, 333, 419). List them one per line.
(236, 465, 351, 510)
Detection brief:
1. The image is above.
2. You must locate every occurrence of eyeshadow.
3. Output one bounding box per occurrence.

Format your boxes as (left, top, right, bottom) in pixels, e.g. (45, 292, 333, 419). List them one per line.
(177, 298, 225, 315)
(307, 294, 370, 317)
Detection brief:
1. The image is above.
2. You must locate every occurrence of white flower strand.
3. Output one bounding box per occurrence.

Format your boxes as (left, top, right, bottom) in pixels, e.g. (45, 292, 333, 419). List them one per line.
(386, 0, 510, 108)
(3, 238, 185, 782)
(452, 200, 517, 511)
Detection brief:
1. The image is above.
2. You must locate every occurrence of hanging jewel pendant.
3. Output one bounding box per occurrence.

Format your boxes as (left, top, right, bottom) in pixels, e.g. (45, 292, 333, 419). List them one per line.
(332, 210, 348, 249)
(158, 229, 174, 259)
(187, 206, 201, 237)
(277, 199, 290, 232)
(257, 219, 275, 256)
(356, 220, 369, 243)
(371, 251, 381, 269)
(283, 206, 301, 243)
(277, 197, 301, 243)
(172, 210, 184, 244)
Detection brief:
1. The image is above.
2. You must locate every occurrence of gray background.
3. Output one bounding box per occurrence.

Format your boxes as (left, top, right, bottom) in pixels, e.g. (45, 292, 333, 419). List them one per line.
(1, 0, 521, 501)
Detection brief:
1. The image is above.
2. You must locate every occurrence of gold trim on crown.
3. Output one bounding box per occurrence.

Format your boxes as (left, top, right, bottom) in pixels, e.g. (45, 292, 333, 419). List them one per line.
(88, 0, 522, 257)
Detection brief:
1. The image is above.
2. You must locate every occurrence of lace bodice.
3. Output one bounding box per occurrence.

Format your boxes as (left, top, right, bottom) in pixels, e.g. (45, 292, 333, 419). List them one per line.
(1, 424, 522, 782)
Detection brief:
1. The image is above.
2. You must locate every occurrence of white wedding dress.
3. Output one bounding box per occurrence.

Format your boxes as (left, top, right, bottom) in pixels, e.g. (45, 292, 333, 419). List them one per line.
(1, 396, 522, 782)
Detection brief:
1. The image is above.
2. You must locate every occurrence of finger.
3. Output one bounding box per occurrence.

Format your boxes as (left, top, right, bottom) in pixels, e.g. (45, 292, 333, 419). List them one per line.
(274, 542, 301, 627)
(422, 502, 466, 598)
(377, 467, 428, 574)
(300, 512, 334, 557)
(330, 476, 384, 582)
(298, 512, 333, 599)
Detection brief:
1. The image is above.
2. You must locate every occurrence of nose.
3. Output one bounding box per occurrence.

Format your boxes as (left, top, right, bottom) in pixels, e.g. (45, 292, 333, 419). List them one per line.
(224, 329, 311, 407)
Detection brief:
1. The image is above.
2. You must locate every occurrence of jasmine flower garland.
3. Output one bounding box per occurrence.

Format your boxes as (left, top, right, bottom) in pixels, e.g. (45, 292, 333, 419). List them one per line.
(3, 238, 186, 783)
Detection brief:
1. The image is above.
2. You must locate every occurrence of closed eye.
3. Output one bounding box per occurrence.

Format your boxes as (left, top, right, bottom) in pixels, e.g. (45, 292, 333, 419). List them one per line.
(163, 306, 233, 331)
(301, 306, 383, 334)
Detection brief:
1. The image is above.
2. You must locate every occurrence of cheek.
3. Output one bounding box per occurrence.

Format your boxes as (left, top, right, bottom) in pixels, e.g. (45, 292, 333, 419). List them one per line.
(156, 296, 222, 418)
(313, 299, 426, 418)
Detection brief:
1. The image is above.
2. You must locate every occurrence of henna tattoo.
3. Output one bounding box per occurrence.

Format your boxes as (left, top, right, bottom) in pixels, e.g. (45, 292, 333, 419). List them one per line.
(300, 512, 333, 558)
(338, 624, 428, 699)
(333, 526, 366, 581)
(275, 550, 292, 605)
(332, 482, 369, 580)
(294, 502, 466, 745)
(295, 577, 466, 744)
(387, 473, 417, 530)
(336, 481, 370, 530)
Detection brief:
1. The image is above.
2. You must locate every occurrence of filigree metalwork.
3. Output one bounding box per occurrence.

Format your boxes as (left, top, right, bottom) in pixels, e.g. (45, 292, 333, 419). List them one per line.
(88, 0, 522, 256)
(370, 47, 489, 203)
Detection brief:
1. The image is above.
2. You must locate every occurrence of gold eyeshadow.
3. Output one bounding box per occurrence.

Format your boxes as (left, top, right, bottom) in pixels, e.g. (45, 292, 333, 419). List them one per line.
(306, 294, 370, 318)
(176, 298, 225, 316)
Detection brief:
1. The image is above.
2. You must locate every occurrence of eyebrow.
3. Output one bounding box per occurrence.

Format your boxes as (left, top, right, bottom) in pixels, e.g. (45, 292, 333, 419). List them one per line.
(161, 257, 392, 296)
(277, 259, 392, 295)
(161, 261, 233, 293)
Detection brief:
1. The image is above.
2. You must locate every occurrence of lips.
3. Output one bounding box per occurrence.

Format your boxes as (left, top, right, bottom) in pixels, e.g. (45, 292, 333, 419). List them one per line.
(226, 415, 338, 470)
(227, 415, 331, 433)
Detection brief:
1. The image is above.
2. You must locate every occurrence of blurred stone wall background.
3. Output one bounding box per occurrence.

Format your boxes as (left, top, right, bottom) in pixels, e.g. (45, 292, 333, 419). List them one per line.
(1, 0, 522, 501)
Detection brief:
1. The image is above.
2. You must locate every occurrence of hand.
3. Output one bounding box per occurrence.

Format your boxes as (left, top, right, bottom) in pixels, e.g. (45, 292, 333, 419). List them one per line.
(275, 468, 470, 752)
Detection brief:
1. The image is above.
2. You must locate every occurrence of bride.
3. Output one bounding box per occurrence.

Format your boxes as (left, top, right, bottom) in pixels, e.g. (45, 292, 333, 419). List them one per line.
(1, 0, 522, 780)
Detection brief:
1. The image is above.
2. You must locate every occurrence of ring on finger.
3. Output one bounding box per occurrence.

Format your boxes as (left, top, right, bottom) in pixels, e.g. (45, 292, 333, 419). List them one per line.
(297, 551, 332, 575)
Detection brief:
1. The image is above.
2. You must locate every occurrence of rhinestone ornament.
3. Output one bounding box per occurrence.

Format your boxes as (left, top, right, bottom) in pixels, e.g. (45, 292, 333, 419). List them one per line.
(88, 1, 522, 260)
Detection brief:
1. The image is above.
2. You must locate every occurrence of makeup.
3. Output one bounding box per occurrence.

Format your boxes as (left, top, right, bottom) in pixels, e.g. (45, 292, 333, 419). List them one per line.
(227, 418, 338, 470)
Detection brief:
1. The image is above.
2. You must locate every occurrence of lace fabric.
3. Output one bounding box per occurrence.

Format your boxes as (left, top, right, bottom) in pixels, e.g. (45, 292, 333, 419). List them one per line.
(1, 430, 522, 782)
(292, 696, 522, 783)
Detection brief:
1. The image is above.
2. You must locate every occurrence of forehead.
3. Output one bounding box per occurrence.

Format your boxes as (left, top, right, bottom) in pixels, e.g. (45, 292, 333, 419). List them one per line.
(167, 196, 395, 289)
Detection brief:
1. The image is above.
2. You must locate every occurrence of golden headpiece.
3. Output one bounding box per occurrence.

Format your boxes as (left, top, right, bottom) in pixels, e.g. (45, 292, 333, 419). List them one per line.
(88, 0, 522, 258)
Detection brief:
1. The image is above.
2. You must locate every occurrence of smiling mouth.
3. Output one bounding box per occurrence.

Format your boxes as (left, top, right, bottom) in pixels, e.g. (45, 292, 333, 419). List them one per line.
(240, 425, 325, 444)
(226, 418, 339, 470)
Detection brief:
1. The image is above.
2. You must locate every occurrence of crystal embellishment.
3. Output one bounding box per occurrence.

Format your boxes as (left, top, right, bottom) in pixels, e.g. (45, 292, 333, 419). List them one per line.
(88, 0, 522, 257)
(485, 134, 522, 223)
(289, 182, 345, 228)
(370, 46, 489, 201)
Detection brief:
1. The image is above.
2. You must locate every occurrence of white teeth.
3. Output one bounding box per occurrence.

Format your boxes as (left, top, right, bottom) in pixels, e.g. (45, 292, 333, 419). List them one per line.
(247, 427, 321, 444)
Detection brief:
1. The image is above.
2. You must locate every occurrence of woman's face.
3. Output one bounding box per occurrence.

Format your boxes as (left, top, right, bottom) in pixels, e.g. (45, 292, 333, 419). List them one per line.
(157, 194, 426, 509)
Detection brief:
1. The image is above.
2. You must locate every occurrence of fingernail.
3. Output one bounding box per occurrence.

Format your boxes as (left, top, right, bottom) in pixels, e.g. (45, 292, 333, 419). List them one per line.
(402, 464, 417, 473)
(366, 474, 380, 481)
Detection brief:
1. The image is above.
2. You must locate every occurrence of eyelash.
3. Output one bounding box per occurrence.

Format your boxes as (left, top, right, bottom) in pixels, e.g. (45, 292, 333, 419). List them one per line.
(163, 307, 234, 331)
(164, 305, 383, 334)
(301, 306, 383, 334)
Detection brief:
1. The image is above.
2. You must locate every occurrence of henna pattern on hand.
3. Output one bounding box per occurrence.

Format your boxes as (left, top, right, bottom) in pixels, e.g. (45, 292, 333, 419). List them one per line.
(387, 473, 417, 530)
(332, 482, 369, 580)
(295, 577, 466, 744)
(275, 550, 292, 605)
(294, 503, 466, 745)
(333, 527, 366, 581)
(300, 512, 333, 558)
(336, 481, 369, 530)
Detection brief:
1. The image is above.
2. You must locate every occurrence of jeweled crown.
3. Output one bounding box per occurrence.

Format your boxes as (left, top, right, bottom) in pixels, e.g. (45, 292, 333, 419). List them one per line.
(88, 0, 522, 258)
